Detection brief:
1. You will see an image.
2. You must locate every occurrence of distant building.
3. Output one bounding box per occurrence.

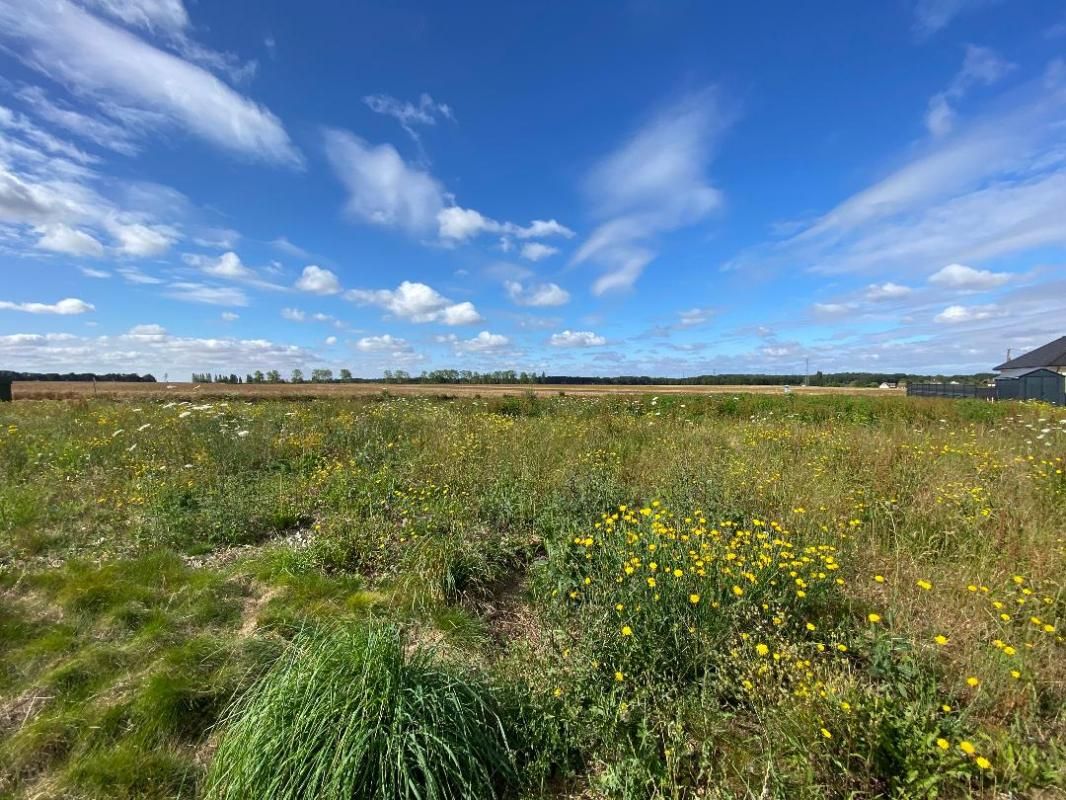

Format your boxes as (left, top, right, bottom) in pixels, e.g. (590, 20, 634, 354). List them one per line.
(993, 336, 1066, 378)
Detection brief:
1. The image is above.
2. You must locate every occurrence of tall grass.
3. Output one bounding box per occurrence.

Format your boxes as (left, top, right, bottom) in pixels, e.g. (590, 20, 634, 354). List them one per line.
(205, 623, 517, 800)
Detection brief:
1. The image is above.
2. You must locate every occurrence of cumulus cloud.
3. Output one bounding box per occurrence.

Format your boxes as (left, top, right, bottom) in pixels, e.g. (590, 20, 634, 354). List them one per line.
(281, 308, 306, 321)
(346, 280, 482, 325)
(934, 303, 1002, 323)
(503, 280, 570, 307)
(324, 129, 572, 247)
(437, 207, 575, 245)
(295, 265, 341, 295)
(125, 322, 167, 341)
(0, 0, 300, 166)
(928, 262, 1011, 290)
(191, 251, 255, 280)
(35, 223, 104, 256)
(439, 331, 511, 353)
(0, 297, 94, 314)
(221, 311, 239, 321)
(574, 88, 730, 293)
(549, 330, 606, 347)
(0, 327, 314, 376)
(520, 242, 559, 262)
(356, 333, 410, 353)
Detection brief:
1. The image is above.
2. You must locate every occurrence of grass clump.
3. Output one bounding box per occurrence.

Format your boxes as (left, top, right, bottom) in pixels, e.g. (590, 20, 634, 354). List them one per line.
(205, 622, 518, 800)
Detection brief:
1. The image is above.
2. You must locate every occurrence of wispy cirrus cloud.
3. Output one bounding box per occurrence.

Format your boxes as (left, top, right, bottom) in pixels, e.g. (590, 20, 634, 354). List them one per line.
(573, 88, 732, 294)
(926, 45, 1014, 136)
(724, 65, 1066, 280)
(364, 93, 454, 148)
(912, 0, 1002, 39)
(0, 0, 299, 166)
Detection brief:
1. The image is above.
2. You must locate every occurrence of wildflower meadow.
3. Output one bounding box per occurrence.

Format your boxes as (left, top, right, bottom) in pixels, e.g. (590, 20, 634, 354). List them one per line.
(1, 392, 1063, 799)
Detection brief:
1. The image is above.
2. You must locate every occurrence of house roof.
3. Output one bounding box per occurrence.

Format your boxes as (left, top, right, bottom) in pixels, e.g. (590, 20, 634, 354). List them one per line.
(995, 367, 1064, 380)
(993, 336, 1066, 371)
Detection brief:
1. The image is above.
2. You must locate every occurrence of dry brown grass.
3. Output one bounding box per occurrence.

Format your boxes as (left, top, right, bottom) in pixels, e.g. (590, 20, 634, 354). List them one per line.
(10, 380, 902, 401)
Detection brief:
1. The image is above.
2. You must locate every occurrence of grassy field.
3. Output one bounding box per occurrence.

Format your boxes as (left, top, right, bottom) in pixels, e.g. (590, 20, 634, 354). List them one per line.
(9, 381, 902, 401)
(1, 392, 1063, 799)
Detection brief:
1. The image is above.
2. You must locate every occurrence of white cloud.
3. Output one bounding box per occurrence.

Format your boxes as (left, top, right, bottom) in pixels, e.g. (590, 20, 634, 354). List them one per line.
(437, 206, 494, 241)
(520, 242, 559, 262)
(864, 282, 913, 300)
(913, 0, 1000, 38)
(346, 280, 481, 325)
(35, 223, 104, 256)
(271, 236, 311, 259)
(504, 280, 570, 307)
(117, 267, 163, 285)
(16, 86, 141, 157)
(323, 129, 444, 234)
(193, 251, 254, 280)
(0, 102, 98, 165)
(364, 93, 454, 144)
(928, 262, 1011, 290)
(356, 334, 410, 353)
(437, 206, 575, 245)
(926, 45, 1014, 137)
(165, 282, 247, 306)
(813, 302, 856, 316)
(107, 220, 177, 256)
(677, 307, 714, 327)
(439, 302, 481, 326)
(324, 335, 337, 346)
(81, 0, 190, 35)
(0, 297, 94, 314)
(0, 0, 300, 166)
(0, 328, 314, 376)
(549, 330, 606, 347)
(281, 308, 305, 321)
(221, 311, 239, 321)
(725, 72, 1066, 278)
(934, 303, 1001, 323)
(79, 266, 111, 278)
(451, 331, 510, 353)
(324, 128, 572, 248)
(126, 323, 167, 341)
(295, 265, 341, 295)
(513, 219, 575, 239)
(574, 88, 729, 293)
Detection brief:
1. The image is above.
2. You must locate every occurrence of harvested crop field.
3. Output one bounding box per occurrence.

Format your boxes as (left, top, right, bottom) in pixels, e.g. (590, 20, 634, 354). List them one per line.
(8, 381, 902, 401)
(1, 393, 1063, 799)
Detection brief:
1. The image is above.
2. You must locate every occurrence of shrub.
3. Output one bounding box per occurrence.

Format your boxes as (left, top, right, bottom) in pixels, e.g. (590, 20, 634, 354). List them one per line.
(205, 623, 518, 800)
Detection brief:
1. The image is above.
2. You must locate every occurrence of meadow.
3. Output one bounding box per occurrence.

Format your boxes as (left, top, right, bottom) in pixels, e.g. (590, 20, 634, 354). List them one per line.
(0, 392, 1063, 799)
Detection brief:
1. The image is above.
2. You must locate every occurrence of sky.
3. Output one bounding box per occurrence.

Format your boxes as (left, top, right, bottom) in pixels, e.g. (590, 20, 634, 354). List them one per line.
(1, 0, 1065, 380)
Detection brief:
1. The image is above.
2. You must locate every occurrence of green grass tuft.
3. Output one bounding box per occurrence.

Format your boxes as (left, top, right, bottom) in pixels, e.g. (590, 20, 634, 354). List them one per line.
(205, 622, 518, 800)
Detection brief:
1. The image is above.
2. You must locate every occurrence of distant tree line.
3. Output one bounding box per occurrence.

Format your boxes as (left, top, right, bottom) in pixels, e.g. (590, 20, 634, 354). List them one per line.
(0, 371, 156, 382)
(186, 369, 997, 388)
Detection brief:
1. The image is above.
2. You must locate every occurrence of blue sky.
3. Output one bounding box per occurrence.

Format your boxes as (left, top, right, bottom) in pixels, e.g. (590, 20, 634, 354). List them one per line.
(1, 0, 1064, 379)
